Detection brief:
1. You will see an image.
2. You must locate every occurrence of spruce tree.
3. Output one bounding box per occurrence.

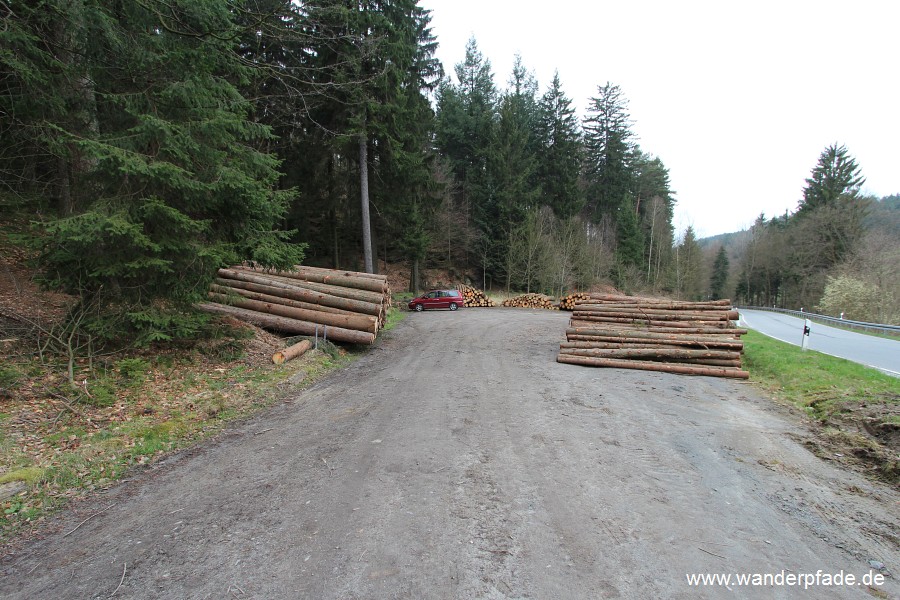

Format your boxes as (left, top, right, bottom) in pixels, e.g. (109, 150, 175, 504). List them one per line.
(583, 82, 636, 224)
(799, 144, 865, 214)
(29, 0, 304, 343)
(709, 245, 730, 300)
(536, 72, 583, 220)
(434, 37, 498, 279)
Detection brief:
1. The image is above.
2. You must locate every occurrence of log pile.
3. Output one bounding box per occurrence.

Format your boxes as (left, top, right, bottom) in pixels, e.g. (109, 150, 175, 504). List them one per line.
(457, 284, 495, 307)
(502, 293, 558, 310)
(557, 294, 749, 378)
(199, 265, 391, 345)
(558, 292, 590, 310)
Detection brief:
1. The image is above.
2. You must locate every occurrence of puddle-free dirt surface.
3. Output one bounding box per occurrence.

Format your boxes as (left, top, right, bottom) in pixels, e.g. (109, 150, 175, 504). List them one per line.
(2, 308, 898, 598)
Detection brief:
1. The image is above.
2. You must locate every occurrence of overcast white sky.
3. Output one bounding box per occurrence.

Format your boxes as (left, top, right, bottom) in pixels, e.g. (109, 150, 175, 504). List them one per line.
(419, 0, 899, 238)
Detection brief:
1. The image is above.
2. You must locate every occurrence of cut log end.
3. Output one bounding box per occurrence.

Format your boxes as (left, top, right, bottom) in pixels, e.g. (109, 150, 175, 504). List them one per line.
(272, 339, 312, 365)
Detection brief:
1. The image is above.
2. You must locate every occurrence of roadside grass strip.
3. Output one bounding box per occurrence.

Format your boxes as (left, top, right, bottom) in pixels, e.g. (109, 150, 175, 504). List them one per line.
(743, 330, 899, 483)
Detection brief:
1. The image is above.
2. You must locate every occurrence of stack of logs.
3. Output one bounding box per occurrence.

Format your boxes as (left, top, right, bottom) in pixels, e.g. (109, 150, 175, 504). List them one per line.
(502, 293, 558, 310)
(199, 265, 391, 345)
(557, 294, 749, 379)
(558, 292, 590, 310)
(457, 284, 495, 307)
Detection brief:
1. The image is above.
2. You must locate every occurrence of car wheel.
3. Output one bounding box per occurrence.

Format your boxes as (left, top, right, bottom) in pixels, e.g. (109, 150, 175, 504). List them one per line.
(414, 304, 424, 312)
(449, 303, 458, 311)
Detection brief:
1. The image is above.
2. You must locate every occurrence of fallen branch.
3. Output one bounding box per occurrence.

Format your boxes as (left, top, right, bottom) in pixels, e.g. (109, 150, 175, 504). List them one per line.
(63, 503, 115, 537)
(110, 563, 126, 597)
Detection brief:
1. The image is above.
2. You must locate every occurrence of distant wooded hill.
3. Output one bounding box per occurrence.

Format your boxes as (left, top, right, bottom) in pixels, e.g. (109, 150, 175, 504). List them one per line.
(700, 194, 900, 248)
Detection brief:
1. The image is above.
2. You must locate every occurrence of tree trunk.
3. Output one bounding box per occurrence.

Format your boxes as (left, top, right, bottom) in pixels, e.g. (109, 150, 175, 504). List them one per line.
(217, 269, 382, 317)
(211, 283, 358, 316)
(557, 354, 749, 379)
(208, 291, 378, 334)
(558, 348, 741, 361)
(198, 303, 375, 345)
(359, 131, 373, 274)
(409, 257, 420, 293)
(234, 265, 386, 294)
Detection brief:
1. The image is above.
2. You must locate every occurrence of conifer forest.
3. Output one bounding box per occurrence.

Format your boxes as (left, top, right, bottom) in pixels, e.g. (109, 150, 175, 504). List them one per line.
(2, 0, 897, 342)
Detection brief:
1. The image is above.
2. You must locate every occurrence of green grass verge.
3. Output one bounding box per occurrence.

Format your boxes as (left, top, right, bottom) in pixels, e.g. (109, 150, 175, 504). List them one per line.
(381, 307, 406, 331)
(0, 346, 357, 542)
(743, 330, 899, 419)
(743, 330, 899, 483)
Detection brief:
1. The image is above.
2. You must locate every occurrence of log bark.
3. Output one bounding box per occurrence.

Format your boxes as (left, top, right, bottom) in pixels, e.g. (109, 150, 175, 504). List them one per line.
(572, 309, 738, 321)
(286, 265, 388, 282)
(570, 315, 732, 328)
(556, 353, 749, 379)
(272, 339, 312, 365)
(576, 301, 733, 310)
(557, 348, 741, 361)
(217, 269, 382, 317)
(567, 327, 743, 343)
(237, 265, 387, 294)
(232, 267, 386, 304)
(211, 282, 357, 317)
(566, 334, 744, 350)
(583, 295, 732, 307)
(567, 322, 746, 336)
(559, 341, 687, 350)
(208, 292, 378, 334)
(198, 303, 375, 345)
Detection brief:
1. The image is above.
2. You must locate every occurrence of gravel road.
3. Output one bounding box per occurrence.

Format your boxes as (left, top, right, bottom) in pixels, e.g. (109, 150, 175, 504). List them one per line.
(740, 309, 900, 376)
(2, 308, 898, 599)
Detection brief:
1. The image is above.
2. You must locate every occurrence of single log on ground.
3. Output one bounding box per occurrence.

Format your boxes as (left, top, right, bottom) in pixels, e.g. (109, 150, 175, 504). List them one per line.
(556, 353, 749, 379)
(217, 269, 382, 317)
(198, 303, 375, 344)
(272, 339, 312, 365)
(208, 292, 378, 334)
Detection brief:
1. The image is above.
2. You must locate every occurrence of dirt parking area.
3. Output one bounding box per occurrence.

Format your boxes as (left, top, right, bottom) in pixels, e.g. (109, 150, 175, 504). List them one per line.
(2, 308, 897, 598)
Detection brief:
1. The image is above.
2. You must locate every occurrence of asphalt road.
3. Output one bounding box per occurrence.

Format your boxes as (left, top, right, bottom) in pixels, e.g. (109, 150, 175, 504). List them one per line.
(739, 309, 900, 376)
(2, 308, 898, 599)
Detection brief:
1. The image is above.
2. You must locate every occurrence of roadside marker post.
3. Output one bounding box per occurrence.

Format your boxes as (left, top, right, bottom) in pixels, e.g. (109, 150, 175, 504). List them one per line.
(801, 318, 811, 351)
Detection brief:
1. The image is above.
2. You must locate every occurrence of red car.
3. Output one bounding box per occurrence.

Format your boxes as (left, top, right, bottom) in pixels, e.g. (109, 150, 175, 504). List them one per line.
(408, 289, 464, 312)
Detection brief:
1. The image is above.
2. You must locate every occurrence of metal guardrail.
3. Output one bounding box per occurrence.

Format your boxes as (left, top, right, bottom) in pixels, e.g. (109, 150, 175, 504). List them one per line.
(736, 306, 900, 335)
